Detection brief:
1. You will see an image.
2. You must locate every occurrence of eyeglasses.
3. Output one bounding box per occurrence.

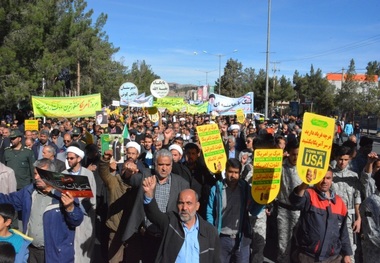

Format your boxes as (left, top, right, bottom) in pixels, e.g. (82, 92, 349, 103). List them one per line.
(10, 137, 18, 140)
(66, 157, 77, 160)
(64, 140, 72, 143)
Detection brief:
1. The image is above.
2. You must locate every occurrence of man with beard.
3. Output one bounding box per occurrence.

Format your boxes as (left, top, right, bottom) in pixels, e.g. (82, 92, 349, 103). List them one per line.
(4, 130, 35, 190)
(122, 149, 188, 263)
(0, 158, 84, 263)
(207, 158, 263, 263)
(31, 129, 58, 160)
(142, 176, 221, 263)
(108, 117, 122, 134)
(63, 146, 97, 263)
(183, 143, 219, 219)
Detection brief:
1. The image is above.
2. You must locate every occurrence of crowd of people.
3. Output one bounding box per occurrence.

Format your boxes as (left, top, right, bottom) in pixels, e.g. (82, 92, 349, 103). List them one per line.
(0, 109, 378, 263)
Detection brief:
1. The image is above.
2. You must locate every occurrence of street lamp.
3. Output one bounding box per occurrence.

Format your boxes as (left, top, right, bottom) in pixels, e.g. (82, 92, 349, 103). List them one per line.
(265, 0, 272, 119)
(203, 50, 238, 95)
(195, 69, 217, 87)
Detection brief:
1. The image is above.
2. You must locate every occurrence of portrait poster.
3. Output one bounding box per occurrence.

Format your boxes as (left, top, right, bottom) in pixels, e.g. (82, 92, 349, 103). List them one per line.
(95, 111, 108, 127)
(296, 112, 335, 184)
(252, 149, 283, 204)
(100, 134, 125, 163)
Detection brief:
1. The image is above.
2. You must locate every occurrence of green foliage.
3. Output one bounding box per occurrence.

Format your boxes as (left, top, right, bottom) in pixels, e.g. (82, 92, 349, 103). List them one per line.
(0, 0, 127, 112)
(125, 60, 160, 95)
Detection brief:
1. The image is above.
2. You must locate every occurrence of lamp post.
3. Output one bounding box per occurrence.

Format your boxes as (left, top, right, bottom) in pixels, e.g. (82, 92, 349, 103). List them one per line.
(196, 69, 217, 87)
(203, 50, 237, 95)
(264, 0, 272, 119)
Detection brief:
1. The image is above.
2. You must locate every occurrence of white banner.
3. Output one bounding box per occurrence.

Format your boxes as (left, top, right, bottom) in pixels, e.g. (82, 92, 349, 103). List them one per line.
(207, 92, 254, 116)
(127, 94, 154, 107)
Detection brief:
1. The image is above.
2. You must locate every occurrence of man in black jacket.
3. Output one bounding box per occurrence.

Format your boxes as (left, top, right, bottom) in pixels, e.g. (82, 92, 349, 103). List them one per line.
(142, 175, 221, 263)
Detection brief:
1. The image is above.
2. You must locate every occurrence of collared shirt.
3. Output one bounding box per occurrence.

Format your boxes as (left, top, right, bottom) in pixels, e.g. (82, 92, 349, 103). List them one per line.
(28, 191, 53, 247)
(228, 149, 236, 159)
(155, 174, 171, 213)
(176, 215, 200, 263)
(145, 175, 171, 229)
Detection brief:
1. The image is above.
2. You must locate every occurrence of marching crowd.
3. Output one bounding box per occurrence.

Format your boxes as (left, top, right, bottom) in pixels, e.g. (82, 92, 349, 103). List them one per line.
(0, 109, 379, 263)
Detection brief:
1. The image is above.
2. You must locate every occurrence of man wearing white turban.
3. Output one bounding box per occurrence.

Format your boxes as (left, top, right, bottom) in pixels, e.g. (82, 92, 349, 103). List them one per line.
(64, 145, 97, 263)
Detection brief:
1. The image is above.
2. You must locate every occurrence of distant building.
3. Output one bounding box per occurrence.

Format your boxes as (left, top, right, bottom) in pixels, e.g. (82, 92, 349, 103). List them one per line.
(326, 73, 379, 92)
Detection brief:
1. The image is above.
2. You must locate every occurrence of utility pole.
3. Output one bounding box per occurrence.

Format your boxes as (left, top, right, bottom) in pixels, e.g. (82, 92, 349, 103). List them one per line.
(264, 0, 272, 119)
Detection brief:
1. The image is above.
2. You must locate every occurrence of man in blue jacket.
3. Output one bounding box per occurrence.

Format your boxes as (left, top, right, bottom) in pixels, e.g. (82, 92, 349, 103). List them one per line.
(206, 158, 264, 263)
(0, 158, 84, 263)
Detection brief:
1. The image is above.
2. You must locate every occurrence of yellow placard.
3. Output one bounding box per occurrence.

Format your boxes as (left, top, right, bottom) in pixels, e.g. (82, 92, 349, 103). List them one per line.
(147, 107, 160, 122)
(32, 94, 102, 118)
(236, 109, 245, 123)
(296, 112, 335, 184)
(25, 120, 39, 131)
(252, 149, 283, 204)
(196, 124, 227, 173)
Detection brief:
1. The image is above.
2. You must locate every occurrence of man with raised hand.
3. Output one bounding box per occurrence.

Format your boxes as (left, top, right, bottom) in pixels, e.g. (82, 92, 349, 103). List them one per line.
(289, 169, 352, 263)
(142, 175, 221, 263)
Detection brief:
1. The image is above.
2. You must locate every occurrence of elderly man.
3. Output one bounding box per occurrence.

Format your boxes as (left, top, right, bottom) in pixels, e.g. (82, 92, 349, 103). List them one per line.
(63, 146, 96, 263)
(0, 158, 84, 263)
(42, 145, 65, 172)
(122, 149, 189, 263)
(143, 177, 221, 263)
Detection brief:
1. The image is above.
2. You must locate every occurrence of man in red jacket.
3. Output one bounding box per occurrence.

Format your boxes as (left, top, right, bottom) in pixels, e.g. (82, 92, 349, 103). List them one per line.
(289, 169, 352, 263)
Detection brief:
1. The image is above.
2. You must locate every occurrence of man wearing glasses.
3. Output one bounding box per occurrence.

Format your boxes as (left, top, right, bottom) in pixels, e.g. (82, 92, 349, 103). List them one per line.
(63, 145, 97, 263)
(3, 129, 35, 190)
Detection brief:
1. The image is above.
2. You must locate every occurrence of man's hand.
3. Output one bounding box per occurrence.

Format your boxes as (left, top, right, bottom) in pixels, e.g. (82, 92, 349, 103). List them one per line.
(122, 161, 139, 178)
(367, 152, 378, 164)
(306, 169, 313, 183)
(353, 218, 361, 233)
(342, 255, 351, 263)
(142, 176, 157, 198)
(104, 150, 113, 161)
(164, 128, 174, 139)
(61, 192, 75, 212)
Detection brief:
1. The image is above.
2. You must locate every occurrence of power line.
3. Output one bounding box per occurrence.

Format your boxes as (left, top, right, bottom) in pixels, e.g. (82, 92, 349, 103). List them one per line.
(279, 34, 380, 63)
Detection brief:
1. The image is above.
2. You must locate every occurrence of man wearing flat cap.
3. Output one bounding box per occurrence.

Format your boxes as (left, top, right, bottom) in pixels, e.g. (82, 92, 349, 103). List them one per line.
(63, 146, 97, 263)
(4, 129, 35, 190)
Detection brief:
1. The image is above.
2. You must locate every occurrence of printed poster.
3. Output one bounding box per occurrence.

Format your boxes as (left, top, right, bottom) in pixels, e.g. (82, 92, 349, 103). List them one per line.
(100, 134, 125, 163)
(25, 120, 39, 131)
(196, 124, 227, 173)
(236, 109, 245, 123)
(252, 149, 283, 204)
(36, 167, 93, 198)
(296, 112, 335, 184)
(95, 111, 108, 127)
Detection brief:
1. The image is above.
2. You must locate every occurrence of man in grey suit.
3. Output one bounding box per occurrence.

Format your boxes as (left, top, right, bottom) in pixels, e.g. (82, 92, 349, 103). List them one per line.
(122, 148, 190, 263)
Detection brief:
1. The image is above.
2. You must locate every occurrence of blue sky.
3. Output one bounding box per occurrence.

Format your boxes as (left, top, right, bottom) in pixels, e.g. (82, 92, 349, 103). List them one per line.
(88, 0, 380, 86)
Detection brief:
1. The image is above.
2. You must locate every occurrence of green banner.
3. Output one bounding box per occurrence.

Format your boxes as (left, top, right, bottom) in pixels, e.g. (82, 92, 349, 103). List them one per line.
(154, 97, 185, 112)
(186, 103, 208, 114)
(153, 97, 208, 113)
(32, 94, 102, 118)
